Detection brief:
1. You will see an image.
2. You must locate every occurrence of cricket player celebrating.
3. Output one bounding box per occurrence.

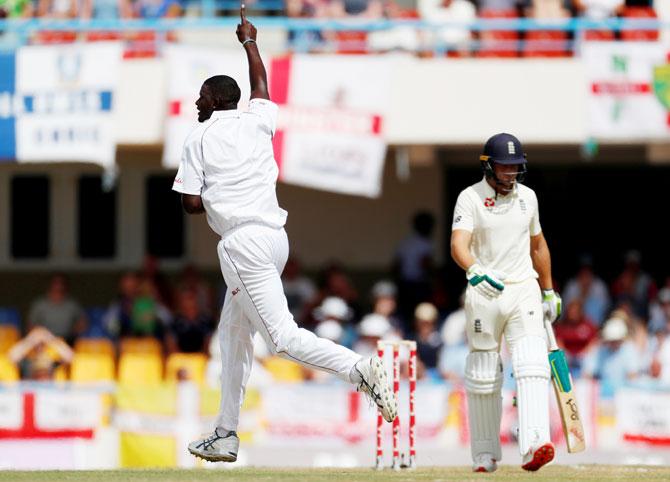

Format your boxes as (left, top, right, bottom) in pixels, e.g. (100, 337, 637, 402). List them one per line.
(172, 7, 397, 462)
(450, 133, 562, 472)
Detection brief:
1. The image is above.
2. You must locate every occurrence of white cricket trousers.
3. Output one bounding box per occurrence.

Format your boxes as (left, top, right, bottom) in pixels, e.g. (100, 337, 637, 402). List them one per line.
(214, 223, 362, 431)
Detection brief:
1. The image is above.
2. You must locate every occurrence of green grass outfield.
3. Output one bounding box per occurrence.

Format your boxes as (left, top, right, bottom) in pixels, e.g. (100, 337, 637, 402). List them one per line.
(1, 466, 670, 482)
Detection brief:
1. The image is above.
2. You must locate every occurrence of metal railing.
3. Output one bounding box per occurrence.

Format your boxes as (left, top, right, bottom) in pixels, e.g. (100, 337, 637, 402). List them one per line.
(0, 17, 665, 54)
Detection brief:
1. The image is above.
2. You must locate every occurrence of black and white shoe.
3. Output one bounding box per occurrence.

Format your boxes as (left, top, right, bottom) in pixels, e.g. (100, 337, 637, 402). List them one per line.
(355, 356, 398, 423)
(188, 428, 239, 462)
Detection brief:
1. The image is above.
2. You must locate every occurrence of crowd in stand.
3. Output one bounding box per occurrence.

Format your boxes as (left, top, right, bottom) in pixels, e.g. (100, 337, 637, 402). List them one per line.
(2, 210, 670, 398)
(0, 0, 664, 55)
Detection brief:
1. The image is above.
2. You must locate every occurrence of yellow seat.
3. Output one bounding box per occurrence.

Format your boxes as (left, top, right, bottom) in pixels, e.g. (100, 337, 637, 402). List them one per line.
(75, 338, 115, 358)
(71, 352, 115, 383)
(0, 325, 20, 354)
(0, 355, 19, 382)
(118, 353, 162, 385)
(120, 337, 162, 356)
(165, 353, 207, 384)
(263, 356, 304, 382)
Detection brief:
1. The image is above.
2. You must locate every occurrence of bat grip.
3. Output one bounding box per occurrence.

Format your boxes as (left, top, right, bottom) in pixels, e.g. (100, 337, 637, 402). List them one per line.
(544, 318, 559, 351)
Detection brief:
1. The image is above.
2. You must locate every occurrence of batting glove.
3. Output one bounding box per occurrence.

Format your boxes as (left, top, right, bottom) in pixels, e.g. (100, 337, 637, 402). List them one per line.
(542, 289, 562, 323)
(466, 263, 505, 299)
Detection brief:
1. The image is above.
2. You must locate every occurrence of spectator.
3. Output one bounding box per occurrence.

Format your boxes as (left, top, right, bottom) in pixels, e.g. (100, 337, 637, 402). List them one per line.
(649, 324, 670, 386)
(394, 211, 435, 328)
(177, 264, 215, 317)
(476, 0, 520, 11)
(414, 302, 442, 373)
(0, 0, 34, 17)
(282, 257, 317, 325)
(438, 339, 468, 383)
(553, 300, 598, 375)
(27, 274, 87, 344)
(369, 280, 403, 333)
(611, 250, 657, 319)
(573, 0, 623, 20)
(286, 0, 327, 52)
(306, 320, 347, 382)
(440, 290, 466, 348)
(133, 0, 182, 18)
(104, 271, 140, 339)
(581, 315, 641, 396)
(140, 255, 174, 309)
(562, 256, 611, 326)
(648, 287, 670, 334)
(524, 0, 571, 18)
(80, 0, 132, 19)
(354, 313, 396, 357)
(313, 296, 357, 348)
(8, 327, 73, 381)
(367, 0, 421, 53)
(126, 296, 166, 339)
(418, 0, 476, 56)
(304, 263, 360, 328)
(165, 289, 213, 354)
(37, 0, 77, 18)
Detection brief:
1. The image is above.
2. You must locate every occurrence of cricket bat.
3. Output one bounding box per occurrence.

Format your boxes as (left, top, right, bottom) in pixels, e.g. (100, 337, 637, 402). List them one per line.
(544, 319, 586, 453)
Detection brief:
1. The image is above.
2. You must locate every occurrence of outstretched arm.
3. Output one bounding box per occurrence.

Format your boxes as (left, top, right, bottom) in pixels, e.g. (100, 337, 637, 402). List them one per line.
(237, 5, 269, 101)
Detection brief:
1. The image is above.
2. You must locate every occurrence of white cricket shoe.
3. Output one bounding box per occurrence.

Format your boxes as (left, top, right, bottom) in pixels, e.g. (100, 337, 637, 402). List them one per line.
(354, 356, 398, 423)
(188, 428, 239, 462)
(521, 442, 555, 471)
(472, 453, 498, 473)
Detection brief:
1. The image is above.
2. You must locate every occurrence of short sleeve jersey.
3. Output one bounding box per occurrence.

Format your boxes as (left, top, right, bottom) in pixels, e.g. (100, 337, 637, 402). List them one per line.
(172, 98, 288, 237)
(451, 178, 541, 283)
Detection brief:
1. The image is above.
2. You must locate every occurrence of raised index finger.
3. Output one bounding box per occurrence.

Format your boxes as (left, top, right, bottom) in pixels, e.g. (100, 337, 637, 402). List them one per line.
(240, 3, 246, 22)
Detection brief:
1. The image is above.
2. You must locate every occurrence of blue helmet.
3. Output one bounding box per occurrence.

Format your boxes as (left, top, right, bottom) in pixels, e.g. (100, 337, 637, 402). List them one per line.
(480, 133, 527, 186)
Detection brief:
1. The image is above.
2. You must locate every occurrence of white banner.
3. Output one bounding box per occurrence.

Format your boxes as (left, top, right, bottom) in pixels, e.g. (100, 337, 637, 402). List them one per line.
(0, 392, 23, 430)
(616, 386, 670, 445)
(262, 382, 448, 446)
(584, 41, 670, 140)
(34, 390, 102, 430)
(162, 45, 259, 169)
(273, 55, 389, 198)
(14, 42, 122, 167)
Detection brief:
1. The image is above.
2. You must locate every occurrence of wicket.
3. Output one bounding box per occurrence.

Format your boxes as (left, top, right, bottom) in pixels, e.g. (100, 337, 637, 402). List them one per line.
(375, 339, 417, 470)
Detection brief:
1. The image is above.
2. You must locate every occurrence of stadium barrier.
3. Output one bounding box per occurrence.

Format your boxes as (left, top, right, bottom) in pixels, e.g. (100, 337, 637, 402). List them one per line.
(0, 379, 668, 469)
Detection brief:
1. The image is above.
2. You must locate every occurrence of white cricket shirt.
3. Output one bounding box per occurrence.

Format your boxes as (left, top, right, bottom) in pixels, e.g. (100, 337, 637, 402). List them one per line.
(452, 177, 541, 283)
(172, 98, 287, 237)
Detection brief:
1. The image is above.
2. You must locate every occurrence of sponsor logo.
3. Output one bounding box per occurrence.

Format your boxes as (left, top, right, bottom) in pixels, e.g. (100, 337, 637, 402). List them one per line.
(454, 215, 462, 223)
(232, 287, 241, 296)
(519, 198, 526, 213)
(566, 397, 580, 422)
(508, 141, 516, 155)
(653, 64, 670, 111)
(484, 197, 495, 208)
(474, 319, 482, 333)
(174, 177, 183, 184)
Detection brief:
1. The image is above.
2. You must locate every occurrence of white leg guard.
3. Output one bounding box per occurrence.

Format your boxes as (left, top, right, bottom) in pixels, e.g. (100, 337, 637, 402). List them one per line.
(511, 335, 551, 457)
(465, 351, 503, 462)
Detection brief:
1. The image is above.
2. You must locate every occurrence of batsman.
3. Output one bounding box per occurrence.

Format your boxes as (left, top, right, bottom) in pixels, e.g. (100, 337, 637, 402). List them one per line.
(451, 133, 562, 472)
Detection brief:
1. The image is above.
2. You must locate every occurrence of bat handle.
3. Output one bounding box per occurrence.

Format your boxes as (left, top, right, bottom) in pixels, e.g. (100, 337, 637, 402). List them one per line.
(544, 318, 559, 352)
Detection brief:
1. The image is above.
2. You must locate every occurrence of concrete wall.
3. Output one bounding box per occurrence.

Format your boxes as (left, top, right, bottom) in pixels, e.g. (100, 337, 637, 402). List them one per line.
(114, 56, 589, 146)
